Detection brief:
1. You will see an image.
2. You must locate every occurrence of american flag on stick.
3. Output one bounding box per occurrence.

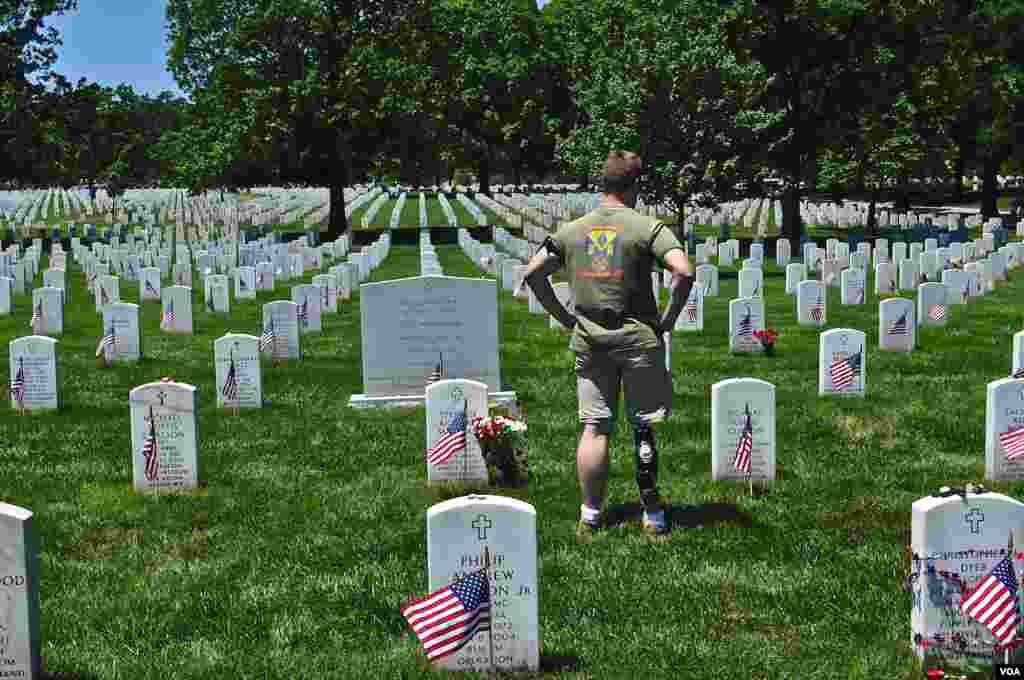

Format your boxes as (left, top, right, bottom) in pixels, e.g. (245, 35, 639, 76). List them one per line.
(888, 312, 910, 336)
(99, 285, 110, 306)
(733, 403, 753, 475)
(10, 358, 25, 409)
(401, 566, 491, 663)
(427, 401, 467, 466)
(810, 291, 824, 323)
(427, 353, 445, 386)
(95, 324, 116, 359)
(221, 354, 240, 403)
(297, 298, 308, 327)
(142, 406, 160, 481)
(29, 300, 42, 330)
(160, 299, 175, 331)
(238, 274, 248, 291)
(1012, 367, 1024, 379)
(736, 306, 754, 337)
(829, 347, 862, 392)
(927, 304, 946, 321)
(259, 318, 276, 353)
(685, 290, 698, 322)
(1000, 425, 1024, 461)
(960, 552, 1019, 646)
(145, 279, 159, 297)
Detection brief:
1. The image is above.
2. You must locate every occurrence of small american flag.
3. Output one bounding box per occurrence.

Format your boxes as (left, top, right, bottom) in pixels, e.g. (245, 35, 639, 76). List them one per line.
(927, 304, 946, 321)
(888, 312, 910, 336)
(962, 286, 969, 303)
(145, 279, 159, 297)
(238, 274, 248, 291)
(1000, 426, 1024, 461)
(160, 299, 175, 330)
(427, 404, 467, 466)
(810, 292, 824, 323)
(99, 285, 110, 306)
(95, 325, 116, 358)
(960, 555, 1019, 645)
(297, 298, 308, 327)
(10, 359, 25, 408)
(830, 348, 862, 392)
(401, 568, 491, 662)
(855, 286, 865, 304)
(142, 408, 160, 481)
(427, 353, 445, 385)
(206, 292, 214, 312)
(685, 291, 698, 322)
(259, 319, 276, 353)
(221, 355, 239, 402)
(29, 300, 42, 330)
(733, 403, 753, 475)
(736, 307, 754, 337)
(1011, 367, 1024, 379)
(257, 271, 266, 288)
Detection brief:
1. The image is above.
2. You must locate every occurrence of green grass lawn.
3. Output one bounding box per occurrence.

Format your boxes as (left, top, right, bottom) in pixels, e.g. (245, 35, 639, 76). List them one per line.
(4, 238, 1024, 678)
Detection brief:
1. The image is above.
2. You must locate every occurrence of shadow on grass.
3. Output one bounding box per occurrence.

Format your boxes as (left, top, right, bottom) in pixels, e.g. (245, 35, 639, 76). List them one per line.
(42, 671, 101, 680)
(605, 501, 756, 530)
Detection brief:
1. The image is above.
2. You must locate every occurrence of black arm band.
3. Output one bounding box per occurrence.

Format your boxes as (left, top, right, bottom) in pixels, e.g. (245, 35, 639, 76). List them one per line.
(538, 236, 563, 264)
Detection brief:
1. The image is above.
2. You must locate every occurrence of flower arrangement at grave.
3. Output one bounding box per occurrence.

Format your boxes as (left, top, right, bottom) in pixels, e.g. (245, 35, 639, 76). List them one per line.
(470, 414, 528, 485)
(752, 328, 778, 356)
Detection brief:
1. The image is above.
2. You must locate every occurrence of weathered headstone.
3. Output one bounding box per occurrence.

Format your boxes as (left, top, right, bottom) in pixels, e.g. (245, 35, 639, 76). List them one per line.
(0, 502, 41, 680)
(711, 378, 775, 482)
(214, 334, 262, 409)
(8, 336, 59, 411)
(729, 298, 764, 353)
(425, 495, 539, 672)
(879, 298, 915, 352)
(128, 381, 200, 492)
(425, 379, 489, 483)
(819, 328, 865, 397)
(354, 276, 503, 400)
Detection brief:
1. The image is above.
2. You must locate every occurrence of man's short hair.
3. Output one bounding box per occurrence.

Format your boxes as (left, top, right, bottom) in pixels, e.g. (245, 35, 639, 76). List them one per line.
(602, 151, 642, 195)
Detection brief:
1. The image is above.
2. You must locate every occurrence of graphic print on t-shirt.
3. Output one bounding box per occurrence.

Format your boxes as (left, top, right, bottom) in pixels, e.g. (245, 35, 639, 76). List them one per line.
(577, 225, 624, 281)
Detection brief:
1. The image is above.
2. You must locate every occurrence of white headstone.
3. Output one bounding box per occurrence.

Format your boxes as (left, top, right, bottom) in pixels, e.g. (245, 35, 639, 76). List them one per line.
(8, 336, 59, 411)
(711, 378, 775, 481)
(128, 381, 200, 492)
(878, 298, 915, 352)
(172, 263, 192, 288)
(695, 264, 718, 297)
(1014, 331, 1024, 377)
(899, 259, 920, 291)
(235, 266, 257, 299)
(738, 268, 763, 299)
(674, 286, 703, 332)
(312, 274, 338, 314)
(214, 334, 262, 409)
(917, 283, 948, 328)
(729, 298, 764, 353)
(941, 270, 971, 304)
(425, 379, 489, 483)
(160, 286, 193, 334)
(261, 301, 301, 360)
(785, 262, 805, 295)
(819, 329, 865, 396)
(204, 274, 230, 315)
(140, 267, 161, 302)
(95, 274, 120, 311)
(425, 495, 539, 672)
(775, 239, 791, 267)
(292, 284, 322, 334)
(101, 302, 141, 363)
(796, 280, 826, 327)
(0, 502, 41, 680)
(875, 263, 896, 295)
(0, 278, 11, 315)
(358, 277, 501, 397)
(255, 262, 275, 292)
(30, 288, 62, 335)
(910, 490, 1024, 672)
(841, 268, 866, 305)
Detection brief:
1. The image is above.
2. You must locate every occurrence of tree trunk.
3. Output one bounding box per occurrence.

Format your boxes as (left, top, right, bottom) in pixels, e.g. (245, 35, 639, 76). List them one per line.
(781, 184, 802, 242)
(326, 182, 349, 240)
(866, 189, 879, 237)
(981, 151, 1000, 219)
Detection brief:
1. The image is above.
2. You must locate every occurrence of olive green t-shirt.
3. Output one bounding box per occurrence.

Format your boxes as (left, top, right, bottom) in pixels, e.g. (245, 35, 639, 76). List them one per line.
(550, 206, 684, 353)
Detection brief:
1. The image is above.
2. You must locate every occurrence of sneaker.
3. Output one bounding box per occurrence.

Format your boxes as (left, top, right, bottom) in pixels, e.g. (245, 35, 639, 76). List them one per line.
(576, 518, 602, 540)
(642, 509, 669, 535)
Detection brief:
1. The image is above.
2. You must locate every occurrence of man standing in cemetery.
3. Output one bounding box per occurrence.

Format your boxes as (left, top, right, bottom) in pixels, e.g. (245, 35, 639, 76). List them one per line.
(523, 150, 694, 536)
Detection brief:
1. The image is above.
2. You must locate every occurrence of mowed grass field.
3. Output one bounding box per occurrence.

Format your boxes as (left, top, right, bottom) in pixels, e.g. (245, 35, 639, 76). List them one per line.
(4, 234, 1024, 679)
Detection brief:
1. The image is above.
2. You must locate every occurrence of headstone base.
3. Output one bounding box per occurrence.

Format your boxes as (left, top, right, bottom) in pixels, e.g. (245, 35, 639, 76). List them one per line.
(349, 390, 518, 416)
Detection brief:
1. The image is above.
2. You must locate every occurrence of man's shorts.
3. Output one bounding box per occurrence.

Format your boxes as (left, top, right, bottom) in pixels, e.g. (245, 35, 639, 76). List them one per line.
(574, 343, 671, 435)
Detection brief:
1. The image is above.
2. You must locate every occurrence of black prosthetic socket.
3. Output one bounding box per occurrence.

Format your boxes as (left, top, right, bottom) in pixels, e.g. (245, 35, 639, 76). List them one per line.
(633, 423, 660, 508)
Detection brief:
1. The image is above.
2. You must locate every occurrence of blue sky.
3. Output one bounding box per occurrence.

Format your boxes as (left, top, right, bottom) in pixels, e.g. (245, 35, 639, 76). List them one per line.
(42, 0, 548, 99)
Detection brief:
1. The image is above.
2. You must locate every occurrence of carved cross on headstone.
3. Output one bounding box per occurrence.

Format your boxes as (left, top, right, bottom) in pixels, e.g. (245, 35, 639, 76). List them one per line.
(471, 514, 492, 541)
(965, 508, 985, 534)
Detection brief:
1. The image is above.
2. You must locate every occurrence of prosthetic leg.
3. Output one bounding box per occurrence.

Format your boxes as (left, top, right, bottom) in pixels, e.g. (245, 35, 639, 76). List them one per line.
(633, 422, 660, 509)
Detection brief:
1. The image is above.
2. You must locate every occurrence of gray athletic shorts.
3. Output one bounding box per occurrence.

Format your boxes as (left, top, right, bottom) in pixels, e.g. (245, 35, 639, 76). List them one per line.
(574, 343, 671, 435)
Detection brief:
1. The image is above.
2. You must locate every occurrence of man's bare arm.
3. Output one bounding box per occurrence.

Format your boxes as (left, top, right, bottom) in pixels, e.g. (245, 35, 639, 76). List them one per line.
(523, 246, 576, 330)
(658, 248, 695, 334)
